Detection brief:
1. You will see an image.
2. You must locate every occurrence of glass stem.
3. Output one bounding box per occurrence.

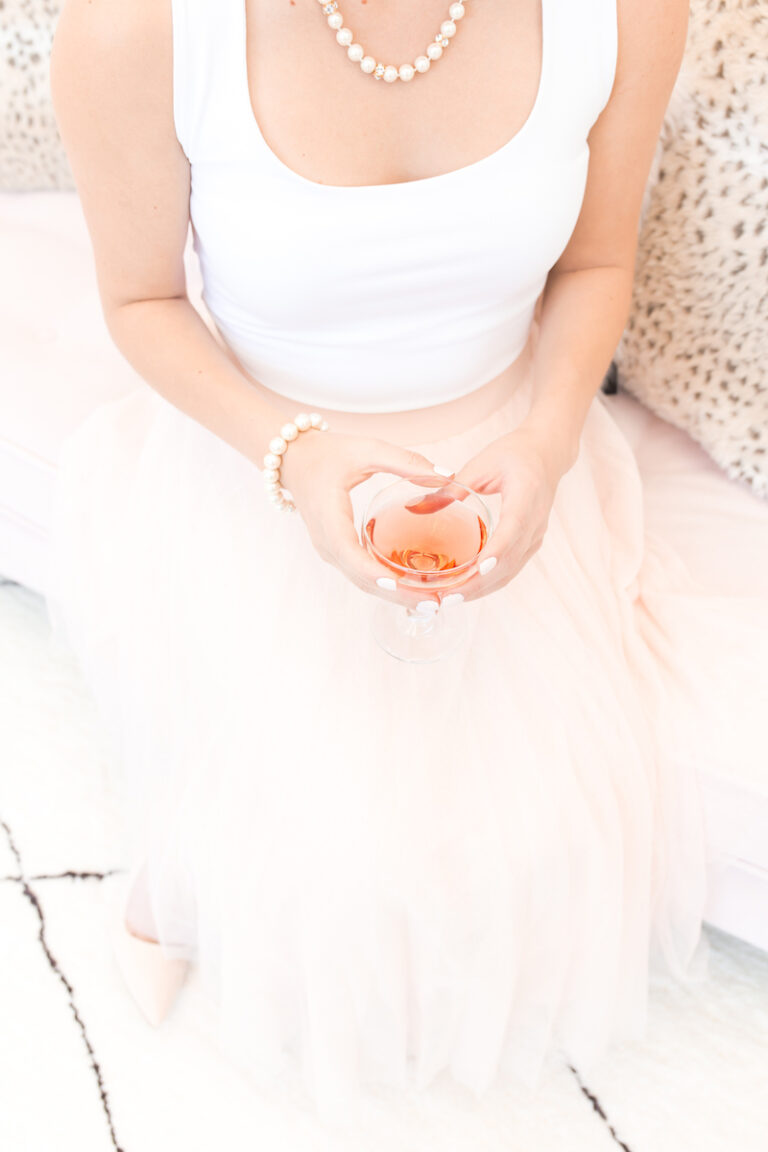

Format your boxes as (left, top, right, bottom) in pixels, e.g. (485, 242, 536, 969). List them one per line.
(403, 605, 439, 637)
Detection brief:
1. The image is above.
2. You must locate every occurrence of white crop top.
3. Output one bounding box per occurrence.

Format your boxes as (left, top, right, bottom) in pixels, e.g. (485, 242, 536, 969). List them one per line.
(171, 0, 618, 413)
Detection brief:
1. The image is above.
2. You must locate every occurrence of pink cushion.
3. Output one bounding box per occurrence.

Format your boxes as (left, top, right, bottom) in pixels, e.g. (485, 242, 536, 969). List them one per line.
(605, 388, 768, 600)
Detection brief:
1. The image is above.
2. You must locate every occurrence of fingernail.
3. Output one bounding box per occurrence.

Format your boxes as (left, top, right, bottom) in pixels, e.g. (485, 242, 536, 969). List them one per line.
(478, 556, 497, 576)
(441, 592, 464, 607)
(416, 599, 439, 614)
(376, 576, 397, 590)
(432, 464, 455, 477)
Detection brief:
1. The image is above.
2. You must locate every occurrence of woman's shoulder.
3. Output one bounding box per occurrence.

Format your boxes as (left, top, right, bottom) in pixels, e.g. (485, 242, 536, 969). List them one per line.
(50, 0, 191, 319)
(51, 0, 174, 130)
(52, 0, 172, 59)
(614, 0, 690, 91)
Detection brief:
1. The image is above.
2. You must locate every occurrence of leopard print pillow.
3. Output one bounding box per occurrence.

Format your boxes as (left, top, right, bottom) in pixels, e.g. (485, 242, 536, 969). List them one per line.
(0, 0, 74, 190)
(614, 0, 768, 498)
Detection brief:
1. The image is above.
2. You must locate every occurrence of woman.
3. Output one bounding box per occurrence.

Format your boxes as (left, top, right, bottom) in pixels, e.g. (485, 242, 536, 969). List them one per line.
(48, 0, 720, 1125)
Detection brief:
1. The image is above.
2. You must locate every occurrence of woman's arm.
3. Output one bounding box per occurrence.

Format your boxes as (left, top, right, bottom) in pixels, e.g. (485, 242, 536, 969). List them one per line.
(450, 0, 691, 601)
(521, 0, 690, 474)
(49, 0, 448, 609)
(50, 0, 303, 467)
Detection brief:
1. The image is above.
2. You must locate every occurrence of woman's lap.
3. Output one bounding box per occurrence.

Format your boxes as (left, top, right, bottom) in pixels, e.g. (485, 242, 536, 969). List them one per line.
(45, 372, 722, 1117)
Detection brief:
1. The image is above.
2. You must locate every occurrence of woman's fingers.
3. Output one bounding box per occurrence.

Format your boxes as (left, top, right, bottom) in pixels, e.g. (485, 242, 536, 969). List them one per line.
(403, 478, 470, 515)
(456, 534, 543, 603)
(451, 485, 545, 603)
(473, 496, 528, 578)
(329, 440, 456, 605)
(321, 485, 436, 608)
(354, 439, 453, 487)
(290, 433, 459, 607)
(316, 478, 542, 610)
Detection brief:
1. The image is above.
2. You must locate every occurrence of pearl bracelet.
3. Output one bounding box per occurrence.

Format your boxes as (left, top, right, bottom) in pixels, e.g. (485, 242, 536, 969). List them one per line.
(262, 412, 330, 512)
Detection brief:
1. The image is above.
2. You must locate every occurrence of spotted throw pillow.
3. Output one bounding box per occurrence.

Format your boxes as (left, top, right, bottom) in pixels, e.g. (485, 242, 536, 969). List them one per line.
(614, 0, 768, 498)
(0, 0, 74, 190)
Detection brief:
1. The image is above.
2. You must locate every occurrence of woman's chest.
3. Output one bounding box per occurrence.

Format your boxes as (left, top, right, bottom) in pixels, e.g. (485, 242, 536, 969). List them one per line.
(244, 0, 543, 188)
(191, 146, 589, 335)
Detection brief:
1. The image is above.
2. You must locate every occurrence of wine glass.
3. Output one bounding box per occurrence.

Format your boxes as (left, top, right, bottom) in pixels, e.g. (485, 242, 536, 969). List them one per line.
(360, 475, 494, 663)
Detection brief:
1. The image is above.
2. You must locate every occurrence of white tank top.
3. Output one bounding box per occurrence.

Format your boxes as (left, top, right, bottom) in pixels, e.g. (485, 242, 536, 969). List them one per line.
(171, 0, 618, 413)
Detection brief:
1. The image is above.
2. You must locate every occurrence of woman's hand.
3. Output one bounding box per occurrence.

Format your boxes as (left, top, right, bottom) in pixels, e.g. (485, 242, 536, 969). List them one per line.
(436, 425, 578, 605)
(278, 428, 453, 609)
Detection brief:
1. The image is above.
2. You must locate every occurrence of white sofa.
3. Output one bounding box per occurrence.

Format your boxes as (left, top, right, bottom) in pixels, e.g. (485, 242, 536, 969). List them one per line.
(2, 190, 767, 954)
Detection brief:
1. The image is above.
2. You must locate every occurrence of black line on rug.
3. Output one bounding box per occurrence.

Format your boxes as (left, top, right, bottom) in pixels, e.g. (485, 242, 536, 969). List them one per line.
(0, 819, 126, 1152)
(0, 869, 121, 883)
(33, 869, 122, 882)
(568, 1064, 634, 1152)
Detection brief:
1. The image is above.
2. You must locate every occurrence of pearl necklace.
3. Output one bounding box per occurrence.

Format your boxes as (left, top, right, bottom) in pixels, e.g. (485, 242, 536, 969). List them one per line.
(315, 0, 468, 83)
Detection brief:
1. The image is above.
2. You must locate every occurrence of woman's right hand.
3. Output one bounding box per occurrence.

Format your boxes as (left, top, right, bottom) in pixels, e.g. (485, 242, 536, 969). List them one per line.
(276, 428, 453, 610)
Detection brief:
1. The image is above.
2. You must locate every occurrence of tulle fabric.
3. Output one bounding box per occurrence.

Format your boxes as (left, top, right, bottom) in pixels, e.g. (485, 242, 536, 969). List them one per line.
(46, 361, 760, 1125)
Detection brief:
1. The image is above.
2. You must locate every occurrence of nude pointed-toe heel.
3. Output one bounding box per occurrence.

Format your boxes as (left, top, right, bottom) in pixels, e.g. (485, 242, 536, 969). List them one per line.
(108, 870, 190, 1028)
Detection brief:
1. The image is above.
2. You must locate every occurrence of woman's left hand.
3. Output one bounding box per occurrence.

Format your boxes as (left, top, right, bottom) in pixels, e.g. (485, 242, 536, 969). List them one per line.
(441, 425, 577, 604)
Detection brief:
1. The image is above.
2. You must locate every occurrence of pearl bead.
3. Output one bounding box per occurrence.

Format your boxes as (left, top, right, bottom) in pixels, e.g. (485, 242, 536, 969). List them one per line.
(264, 412, 329, 514)
(319, 0, 466, 85)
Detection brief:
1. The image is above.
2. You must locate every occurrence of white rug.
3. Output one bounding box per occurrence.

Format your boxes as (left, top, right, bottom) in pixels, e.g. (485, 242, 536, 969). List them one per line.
(1, 579, 766, 1152)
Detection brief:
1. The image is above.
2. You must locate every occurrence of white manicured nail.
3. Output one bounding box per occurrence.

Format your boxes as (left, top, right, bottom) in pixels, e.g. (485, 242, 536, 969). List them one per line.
(376, 576, 397, 590)
(478, 556, 497, 576)
(416, 599, 439, 614)
(432, 464, 455, 477)
(441, 592, 464, 607)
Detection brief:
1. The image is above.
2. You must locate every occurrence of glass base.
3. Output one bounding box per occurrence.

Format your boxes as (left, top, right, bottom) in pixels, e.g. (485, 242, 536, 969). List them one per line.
(369, 599, 468, 664)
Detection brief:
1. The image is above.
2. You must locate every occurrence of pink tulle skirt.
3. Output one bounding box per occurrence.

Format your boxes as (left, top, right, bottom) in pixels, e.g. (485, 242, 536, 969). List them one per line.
(46, 359, 757, 1125)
